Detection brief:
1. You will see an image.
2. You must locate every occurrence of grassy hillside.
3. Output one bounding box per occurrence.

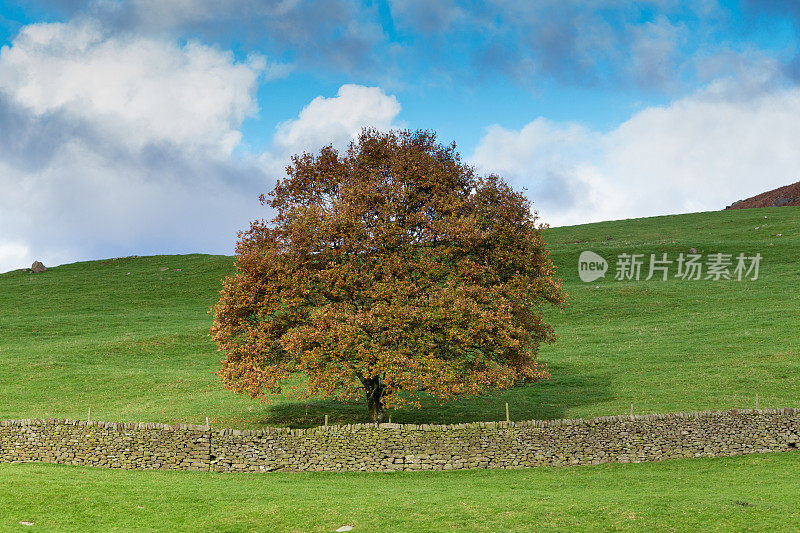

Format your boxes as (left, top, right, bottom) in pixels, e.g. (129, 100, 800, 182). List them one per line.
(0, 207, 798, 428)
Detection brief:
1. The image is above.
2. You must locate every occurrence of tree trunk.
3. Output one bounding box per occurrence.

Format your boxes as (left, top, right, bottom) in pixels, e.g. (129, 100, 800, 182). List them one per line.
(364, 377, 387, 423)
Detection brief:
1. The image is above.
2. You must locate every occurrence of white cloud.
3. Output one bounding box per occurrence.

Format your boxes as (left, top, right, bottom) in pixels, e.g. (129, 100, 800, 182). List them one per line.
(603, 87, 800, 212)
(0, 20, 264, 157)
(469, 118, 607, 224)
(0, 20, 272, 273)
(273, 84, 401, 153)
(471, 84, 800, 227)
(0, 19, 405, 274)
(470, 118, 596, 182)
(261, 84, 402, 174)
(0, 101, 267, 273)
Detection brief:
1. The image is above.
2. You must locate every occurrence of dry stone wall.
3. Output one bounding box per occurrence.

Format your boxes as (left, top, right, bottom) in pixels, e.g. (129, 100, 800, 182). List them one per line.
(0, 419, 211, 471)
(1, 409, 798, 473)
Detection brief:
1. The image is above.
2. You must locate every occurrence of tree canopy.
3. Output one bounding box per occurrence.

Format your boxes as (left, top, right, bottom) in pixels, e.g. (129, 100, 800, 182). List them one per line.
(211, 129, 565, 422)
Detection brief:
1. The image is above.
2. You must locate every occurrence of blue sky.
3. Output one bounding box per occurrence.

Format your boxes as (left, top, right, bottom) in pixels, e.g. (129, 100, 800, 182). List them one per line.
(1, 0, 800, 272)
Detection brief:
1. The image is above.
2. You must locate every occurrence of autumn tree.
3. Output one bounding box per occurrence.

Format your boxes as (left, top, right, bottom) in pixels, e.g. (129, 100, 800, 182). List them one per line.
(211, 129, 565, 423)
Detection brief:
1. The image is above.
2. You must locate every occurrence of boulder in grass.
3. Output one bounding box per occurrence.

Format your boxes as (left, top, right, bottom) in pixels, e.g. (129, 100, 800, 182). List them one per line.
(31, 261, 46, 273)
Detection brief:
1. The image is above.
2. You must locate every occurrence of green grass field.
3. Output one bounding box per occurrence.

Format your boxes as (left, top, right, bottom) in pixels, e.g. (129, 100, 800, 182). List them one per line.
(1, 207, 797, 429)
(1, 207, 799, 531)
(1, 453, 799, 532)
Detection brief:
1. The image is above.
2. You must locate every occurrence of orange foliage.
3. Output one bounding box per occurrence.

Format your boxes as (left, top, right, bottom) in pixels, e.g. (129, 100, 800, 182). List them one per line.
(210, 129, 565, 422)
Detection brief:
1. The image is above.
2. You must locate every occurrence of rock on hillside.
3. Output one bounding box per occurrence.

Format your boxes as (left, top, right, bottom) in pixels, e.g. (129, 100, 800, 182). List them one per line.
(726, 181, 800, 209)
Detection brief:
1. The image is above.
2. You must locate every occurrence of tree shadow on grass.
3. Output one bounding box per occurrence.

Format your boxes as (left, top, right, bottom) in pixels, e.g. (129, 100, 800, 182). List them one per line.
(261, 362, 613, 428)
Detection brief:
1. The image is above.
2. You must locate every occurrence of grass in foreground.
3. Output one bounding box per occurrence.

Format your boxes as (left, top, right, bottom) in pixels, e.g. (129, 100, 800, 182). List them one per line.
(1, 453, 799, 532)
(0, 207, 797, 428)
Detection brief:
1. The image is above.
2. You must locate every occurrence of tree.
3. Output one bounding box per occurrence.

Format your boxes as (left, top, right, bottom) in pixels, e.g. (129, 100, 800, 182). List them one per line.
(210, 129, 565, 423)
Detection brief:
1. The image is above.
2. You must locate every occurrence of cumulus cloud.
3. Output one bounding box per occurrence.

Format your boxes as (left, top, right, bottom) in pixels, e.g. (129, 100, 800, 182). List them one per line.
(471, 83, 800, 227)
(470, 118, 600, 218)
(0, 17, 406, 273)
(260, 84, 402, 175)
(0, 20, 263, 156)
(274, 85, 400, 153)
(0, 19, 270, 273)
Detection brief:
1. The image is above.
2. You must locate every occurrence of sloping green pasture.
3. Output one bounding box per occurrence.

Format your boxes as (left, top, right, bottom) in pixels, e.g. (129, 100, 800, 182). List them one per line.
(1, 207, 796, 428)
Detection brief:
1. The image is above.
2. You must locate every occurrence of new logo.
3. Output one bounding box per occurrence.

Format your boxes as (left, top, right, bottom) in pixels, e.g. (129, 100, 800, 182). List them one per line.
(578, 250, 608, 282)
